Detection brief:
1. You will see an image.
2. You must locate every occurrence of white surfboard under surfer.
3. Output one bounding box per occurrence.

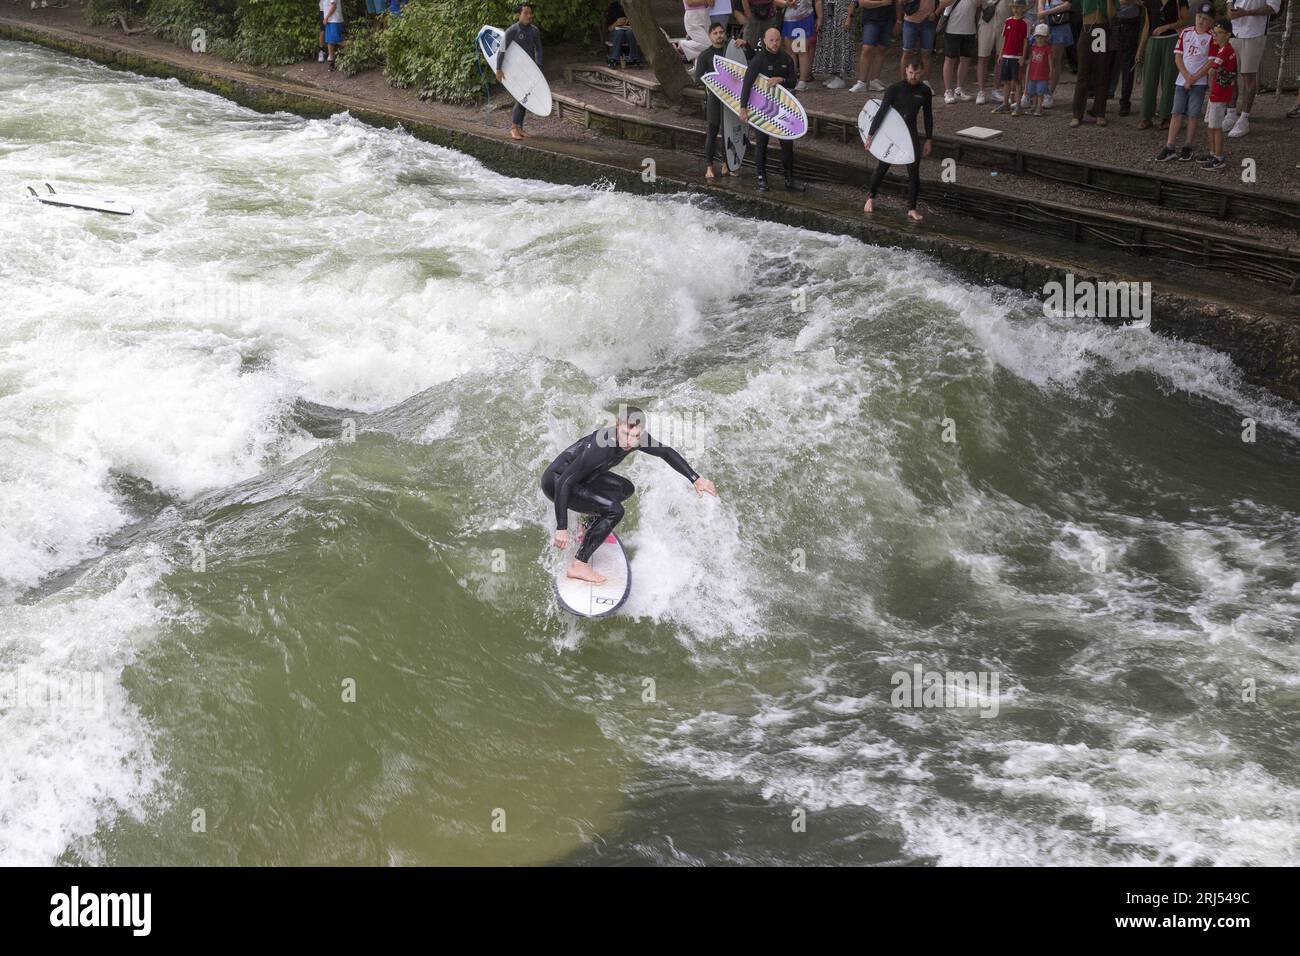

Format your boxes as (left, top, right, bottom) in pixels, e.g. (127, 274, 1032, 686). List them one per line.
(541, 405, 718, 587)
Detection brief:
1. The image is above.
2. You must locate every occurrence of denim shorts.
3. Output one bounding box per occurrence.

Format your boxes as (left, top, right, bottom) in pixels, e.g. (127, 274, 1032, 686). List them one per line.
(901, 18, 936, 52)
(783, 15, 817, 41)
(1050, 23, 1073, 45)
(1171, 83, 1207, 118)
(862, 20, 894, 47)
(1026, 78, 1049, 97)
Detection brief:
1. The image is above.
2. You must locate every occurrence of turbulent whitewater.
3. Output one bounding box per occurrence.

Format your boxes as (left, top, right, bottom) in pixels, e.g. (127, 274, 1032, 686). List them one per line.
(2, 41, 1298, 866)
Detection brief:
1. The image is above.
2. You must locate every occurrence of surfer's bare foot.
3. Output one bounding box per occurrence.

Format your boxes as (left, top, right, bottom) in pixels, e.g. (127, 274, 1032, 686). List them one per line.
(727, 168, 740, 177)
(863, 197, 874, 214)
(706, 166, 716, 180)
(566, 560, 606, 585)
(510, 126, 524, 140)
(907, 209, 923, 223)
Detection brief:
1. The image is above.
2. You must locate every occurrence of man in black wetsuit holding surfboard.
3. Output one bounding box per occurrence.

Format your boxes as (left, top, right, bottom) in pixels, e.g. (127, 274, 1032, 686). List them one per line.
(542, 406, 718, 585)
(862, 57, 933, 222)
(739, 27, 807, 194)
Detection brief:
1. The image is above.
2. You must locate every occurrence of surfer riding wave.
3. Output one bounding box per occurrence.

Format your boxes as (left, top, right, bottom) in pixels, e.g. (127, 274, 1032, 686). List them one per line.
(542, 406, 718, 585)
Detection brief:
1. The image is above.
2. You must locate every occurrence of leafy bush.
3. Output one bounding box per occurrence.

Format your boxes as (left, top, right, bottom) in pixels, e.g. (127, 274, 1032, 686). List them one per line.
(83, 0, 147, 26)
(337, 21, 386, 76)
(219, 0, 322, 65)
(384, 0, 599, 104)
(145, 0, 235, 48)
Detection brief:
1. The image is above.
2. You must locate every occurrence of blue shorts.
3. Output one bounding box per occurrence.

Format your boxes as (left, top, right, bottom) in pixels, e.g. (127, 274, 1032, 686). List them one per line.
(1049, 23, 1073, 45)
(862, 20, 894, 47)
(324, 22, 343, 45)
(389, 0, 405, 13)
(783, 15, 816, 42)
(364, 0, 385, 12)
(901, 19, 935, 52)
(1026, 78, 1049, 96)
(1171, 83, 1207, 117)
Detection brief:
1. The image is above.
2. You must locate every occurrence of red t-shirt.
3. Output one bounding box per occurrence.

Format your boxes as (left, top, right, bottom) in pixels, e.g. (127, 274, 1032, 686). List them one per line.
(1001, 17, 1029, 59)
(1207, 41, 1237, 104)
(1027, 44, 1051, 81)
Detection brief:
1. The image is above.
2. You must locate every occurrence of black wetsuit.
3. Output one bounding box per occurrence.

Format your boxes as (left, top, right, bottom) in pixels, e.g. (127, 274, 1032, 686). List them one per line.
(541, 427, 699, 563)
(695, 43, 729, 168)
(739, 46, 797, 183)
(867, 79, 933, 212)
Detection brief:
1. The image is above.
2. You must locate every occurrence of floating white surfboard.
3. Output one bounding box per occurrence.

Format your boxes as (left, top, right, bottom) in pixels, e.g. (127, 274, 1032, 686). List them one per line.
(721, 40, 747, 173)
(858, 99, 916, 166)
(28, 183, 133, 215)
(553, 531, 631, 618)
(477, 25, 552, 118)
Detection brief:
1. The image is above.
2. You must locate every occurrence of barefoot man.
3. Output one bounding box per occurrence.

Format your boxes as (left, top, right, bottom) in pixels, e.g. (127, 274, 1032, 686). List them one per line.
(542, 406, 718, 585)
(863, 56, 933, 223)
(496, 3, 542, 141)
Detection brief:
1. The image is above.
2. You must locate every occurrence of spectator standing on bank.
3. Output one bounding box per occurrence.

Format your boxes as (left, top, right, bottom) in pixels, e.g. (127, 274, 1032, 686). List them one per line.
(681, 0, 715, 61)
(991, 1, 1028, 112)
(815, 0, 860, 87)
(1154, 2, 1213, 161)
(1025, 22, 1052, 112)
(1136, 0, 1190, 130)
(975, 0, 1009, 105)
(1037, 0, 1073, 108)
(1222, 0, 1280, 138)
(852, 0, 897, 92)
(898, 0, 940, 83)
(1202, 17, 1237, 168)
(320, 0, 343, 71)
(1069, 0, 1117, 127)
(781, 0, 823, 90)
(1108, 0, 1147, 116)
(939, 0, 982, 103)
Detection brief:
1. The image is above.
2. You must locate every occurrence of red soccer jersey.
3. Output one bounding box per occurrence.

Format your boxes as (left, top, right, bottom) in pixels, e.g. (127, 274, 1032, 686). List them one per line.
(1001, 17, 1029, 59)
(1027, 44, 1050, 81)
(1207, 41, 1238, 104)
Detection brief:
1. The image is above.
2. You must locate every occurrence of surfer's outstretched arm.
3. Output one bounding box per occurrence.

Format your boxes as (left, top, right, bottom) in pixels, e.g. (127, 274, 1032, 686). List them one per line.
(638, 436, 718, 496)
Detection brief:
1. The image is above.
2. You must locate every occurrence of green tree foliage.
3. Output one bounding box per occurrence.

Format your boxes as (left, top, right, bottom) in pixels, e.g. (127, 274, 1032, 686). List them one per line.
(87, 0, 598, 100)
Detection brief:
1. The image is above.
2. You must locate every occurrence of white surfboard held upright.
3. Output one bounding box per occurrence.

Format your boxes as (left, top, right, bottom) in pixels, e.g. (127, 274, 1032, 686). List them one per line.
(477, 25, 552, 117)
(858, 100, 916, 166)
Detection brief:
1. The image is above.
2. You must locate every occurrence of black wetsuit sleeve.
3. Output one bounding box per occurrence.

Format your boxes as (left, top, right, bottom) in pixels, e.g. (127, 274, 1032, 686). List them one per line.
(694, 48, 715, 83)
(740, 52, 763, 108)
(922, 86, 933, 140)
(638, 435, 700, 484)
(868, 84, 898, 138)
(551, 439, 605, 530)
(497, 24, 516, 71)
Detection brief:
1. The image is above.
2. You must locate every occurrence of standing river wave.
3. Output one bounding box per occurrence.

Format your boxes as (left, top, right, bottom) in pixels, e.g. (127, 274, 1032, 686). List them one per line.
(2, 40, 1298, 866)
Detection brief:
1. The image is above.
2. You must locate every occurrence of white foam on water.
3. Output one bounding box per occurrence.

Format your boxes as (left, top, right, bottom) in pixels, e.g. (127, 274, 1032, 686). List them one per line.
(0, 552, 169, 864)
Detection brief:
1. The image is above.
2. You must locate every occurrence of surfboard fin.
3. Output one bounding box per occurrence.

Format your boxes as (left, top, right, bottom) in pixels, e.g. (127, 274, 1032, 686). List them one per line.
(45, 183, 56, 194)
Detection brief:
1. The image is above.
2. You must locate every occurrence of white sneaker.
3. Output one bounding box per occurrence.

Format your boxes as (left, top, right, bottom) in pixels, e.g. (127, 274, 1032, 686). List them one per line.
(944, 89, 957, 105)
(955, 87, 974, 102)
(976, 91, 987, 105)
(1020, 94, 1030, 110)
(1223, 108, 1239, 131)
(795, 80, 810, 92)
(824, 76, 847, 89)
(1227, 114, 1249, 138)
(991, 90, 1004, 103)
(849, 80, 868, 93)
(1042, 93, 1054, 109)
(869, 79, 886, 92)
